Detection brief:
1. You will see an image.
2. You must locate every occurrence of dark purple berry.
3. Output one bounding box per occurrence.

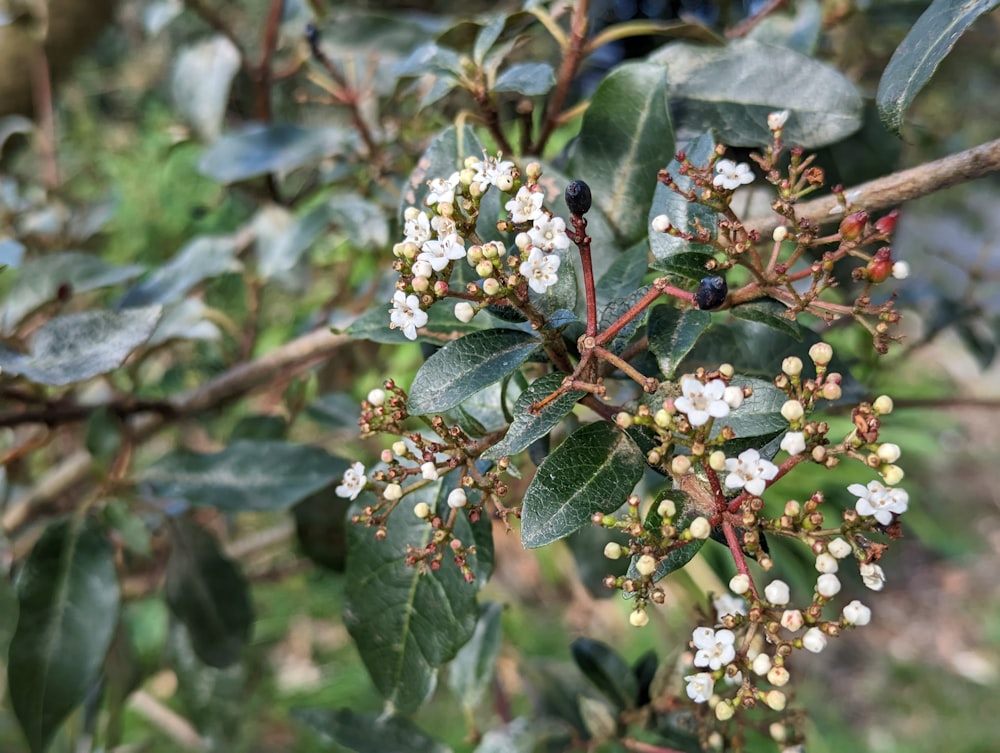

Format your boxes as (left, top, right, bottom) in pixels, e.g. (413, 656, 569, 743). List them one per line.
(565, 180, 592, 216)
(694, 276, 727, 310)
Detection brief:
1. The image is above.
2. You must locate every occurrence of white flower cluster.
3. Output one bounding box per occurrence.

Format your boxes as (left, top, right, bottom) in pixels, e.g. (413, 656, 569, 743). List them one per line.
(388, 154, 568, 340)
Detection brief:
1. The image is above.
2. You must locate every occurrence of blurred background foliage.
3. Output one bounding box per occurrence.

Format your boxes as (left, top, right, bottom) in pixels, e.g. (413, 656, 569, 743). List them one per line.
(0, 0, 999, 752)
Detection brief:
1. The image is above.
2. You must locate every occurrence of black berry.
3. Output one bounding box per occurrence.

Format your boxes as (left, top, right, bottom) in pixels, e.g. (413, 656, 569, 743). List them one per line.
(565, 180, 592, 216)
(694, 276, 728, 310)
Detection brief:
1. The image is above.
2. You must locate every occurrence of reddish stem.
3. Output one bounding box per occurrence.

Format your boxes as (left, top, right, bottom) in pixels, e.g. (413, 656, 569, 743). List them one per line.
(569, 214, 598, 336)
(595, 279, 694, 346)
(721, 519, 759, 600)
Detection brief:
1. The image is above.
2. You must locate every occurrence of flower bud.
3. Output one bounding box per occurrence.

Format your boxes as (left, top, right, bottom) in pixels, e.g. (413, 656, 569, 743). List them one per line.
(657, 498, 676, 518)
(772, 225, 789, 242)
(384, 483, 403, 501)
(838, 210, 868, 241)
(752, 653, 772, 676)
(808, 342, 833, 366)
(671, 455, 691, 475)
(723, 385, 744, 409)
(765, 690, 787, 710)
(651, 214, 671, 233)
(729, 573, 751, 594)
(392, 440, 407, 457)
(766, 668, 790, 689)
(565, 179, 592, 215)
(828, 537, 852, 559)
(872, 395, 894, 415)
(802, 626, 828, 653)
(495, 174, 514, 192)
(476, 260, 494, 278)
(780, 400, 804, 422)
(880, 464, 905, 485)
(815, 553, 838, 573)
(780, 609, 803, 632)
(482, 278, 501, 296)
(447, 488, 468, 508)
(781, 356, 803, 377)
(654, 408, 671, 427)
(367, 388, 386, 406)
(615, 412, 633, 429)
(765, 580, 790, 605)
(821, 382, 842, 401)
(866, 247, 894, 283)
(412, 260, 433, 279)
(767, 110, 789, 130)
(709, 450, 727, 471)
(454, 301, 475, 323)
(636, 554, 657, 576)
(874, 209, 898, 237)
(629, 608, 649, 627)
(715, 702, 735, 721)
(816, 573, 841, 598)
(421, 462, 439, 481)
(842, 599, 872, 626)
(413, 501, 431, 519)
(689, 516, 711, 539)
(892, 261, 910, 280)
(514, 232, 531, 250)
(604, 542, 623, 560)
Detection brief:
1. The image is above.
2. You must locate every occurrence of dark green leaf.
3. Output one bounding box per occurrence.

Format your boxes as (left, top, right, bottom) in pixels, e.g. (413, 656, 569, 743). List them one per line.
(483, 372, 584, 460)
(596, 240, 650, 309)
(142, 440, 347, 512)
(713, 376, 788, 454)
(571, 638, 639, 712)
(293, 484, 349, 572)
(652, 251, 715, 282)
(407, 329, 540, 415)
(730, 299, 803, 340)
(877, 0, 999, 135)
(294, 708, 452, 753)
(647, 305, 712, 379)
(521, 422, 644, 548)
(172, 35, 241, 141)
(1, 251, 144, 333)
(473, 14, 507, 65)
(570, 63, 673, 244)
(328, 193, 390, 248)
(305, 391, 362, 428)
(598, 284, 653, 355)
(165, 517, 254, 668)
(746, 0, 821, 54)
(229, 414, 287, 441)
(344, 484, 478, 712)
(0, 306, 162, 386)
(493, 62, 556, 96)
(648, 131, 719, 267)
(627, 488, 706, 583)
(394, 42, 465, 78)
(119, 235, 241, 307)
(8, 518, 120, 753)
(448, 601, 503, 711)
(400, 125, 483, 216)
(198, 124, 352, 183)
(343, 298, 516, 344)
(252, 203, 329, 280)
(650, 39, 862, 147)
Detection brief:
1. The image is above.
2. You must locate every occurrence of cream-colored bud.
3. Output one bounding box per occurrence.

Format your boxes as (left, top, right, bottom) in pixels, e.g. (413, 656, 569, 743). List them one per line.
(603, 542, 623, 560)
(367, 388, 386, 406)
(876, 443, 901, 464)
(708, 450, 727, 471)
(880, 464, 905, 485)
(781, 356, 803, 377)
(671, 455, 692, 475)
(765, 689, 787, 710)
(780, 400, 804, 422)
(772, 225, 789, 242)
(629, 609, 649, 627)
(384, 483, 403, 501)
(729, 573, 751, 594)
(767, 667, 790, 688)
(413, 502, 431, 519)
(636, 554, 657, 576)
(657, 498, 676, 518)
(873, 395, 894, 415)
(454, 302, 475, 323)
(808, 342, 833, 365)
(715, 702, 734, 721)
(689, 516, 711, 539)
(392, 441, 407, 457)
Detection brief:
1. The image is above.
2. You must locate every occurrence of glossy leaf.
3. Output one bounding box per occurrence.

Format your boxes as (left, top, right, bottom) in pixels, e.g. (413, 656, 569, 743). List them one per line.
(8, 518, 120, 753)
(712, 376, 789, 454)
(0, 306, 162, 386)
(119, 235, 241, 307)
(344, 484, 478, 712)
(142, 440, 347, 512)
(746, 0, 821, 54)
(627, 488, 706, 583)
(482, 372, 585, 460)
(493, 62, 556, 96)
(650, 39, 862, 147)
(1, 251, 144, 333)
(251, 203, 328, 280)
(647, 305, 712, 378)
(596, 240, 650, 309)
(571, 638, 639, 712)
(473, 13, 507, 65)
(648, 131, 719, 268)
(400, 125, 483, 215)
(198, 123, 352, 183)
(294, 708, 452, 753)
(293, 484, 350, 572)
(448, 601, 503, 712)
(652, 251, 715, 283)
(521, 421, 645, 548)
(305, 391, 362, 429)
(165, 517, 254, 668)
(530, 248, 577, 318)
(730, 299, 803, 340)
(598, 284, 653, 355)
(876, 0, 999, 135)
(171, 35, 241, 141)
(570, 62, 673, 244)
(407, 329, 540, 415)
(328, 193, 390, 248)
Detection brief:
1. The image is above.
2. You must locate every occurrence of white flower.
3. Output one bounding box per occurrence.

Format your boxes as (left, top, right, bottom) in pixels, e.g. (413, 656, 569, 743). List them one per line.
(518, 246, 561, 294)
(764, 579, 790, 605)
(780, 431, 806, 456)
(713, 159, 755, 190)
(724, 449, 779, 497)
(892, 261, 910, 280)
(425, 171, 460, 206)
(528, 214, 571, 252)
(860, 562, 886, 591)
(447, 488, 468, 508)
(848, 480, 909, 525)
(472, 153, 515, 188)
(403, 210, 432, 245)
(802, 627, 827, 653)
(842, 599, 872, 626)
(816, 573, 841, 598)
(389, 290, 428, 340)
(828, 537, 852, 559)
(418, 233, 466, 272)
(505, 185, 544, 224)
(685, 672, 714, 703)
(335, 461, 366, 500)
(675, 377, 730, 428)
(692, 627, 737, 670)
(815, 552, 839, 573)
(768, 110, 790, 130)
(420, 462, 439, 481)
(713, 593, 746, 620)
(431, 214, 457, 237)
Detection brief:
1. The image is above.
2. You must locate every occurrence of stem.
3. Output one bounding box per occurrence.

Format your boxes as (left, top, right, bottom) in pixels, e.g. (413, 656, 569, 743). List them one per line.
(254, 0, 284, 121)
(30, 48, 58, 189)
(595, 279, 694, 346)
(570, 214, 598, 336)
(721, 519, 759, 600)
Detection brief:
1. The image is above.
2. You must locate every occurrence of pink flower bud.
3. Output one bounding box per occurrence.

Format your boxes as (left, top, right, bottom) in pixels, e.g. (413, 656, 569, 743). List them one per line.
(839, 211, 868, 241)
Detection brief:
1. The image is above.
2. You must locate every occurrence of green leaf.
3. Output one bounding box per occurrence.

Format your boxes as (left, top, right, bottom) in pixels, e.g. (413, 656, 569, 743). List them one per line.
(570, 62, 673, 244)
(627, 488, 705, 583)
(650, 39, 862, 147)
(648, 131, 719, 268)
(571, 638, 639, 712)
(598, 284, 653, 355)
(652, 251, 715, 282)
(119, 234, 242, 307)
(493, 62, 556, 96)
(400, 125, 484, 217)
(530, 248, 577, 318)
(746, 0, 821, 54)
(142, 440, 347, 512)
(172, 35, 241, 141)
(0, 306, 162, 386)
(521, 421, 645, 548)
(328, 193, 390, 248)
(647, 305, 712, 378)
(407, 329, 540, 415)
(1, 251, 144, 334)
(198, 123, 352, 183)
(448, 601, 503, 712)
(8, 518, 120, 753)
(713, 376, 788, 454)
(251, 202, 329, 280)
(730, 299, 803, 340)
(294, 708, 452, 753)
(146, 299, 222, 345)
(596, 239, 650, 309)
(165, 517, 254, 668)
(474, 717, 575, 753)
(344, 485, 478, 712)
(293, 484, 350, 572)
(876, 0, 999, 135)
(342, 297, 515, 344)
(305, 391, 362, 429)
(473, 13, 507, 65)
(482, 372, 585, 461)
